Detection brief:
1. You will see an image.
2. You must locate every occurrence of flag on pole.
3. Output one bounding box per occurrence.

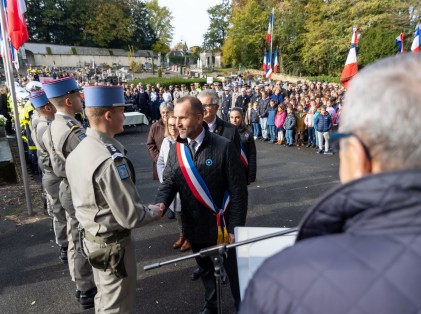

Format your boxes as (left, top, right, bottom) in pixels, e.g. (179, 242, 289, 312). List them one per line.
(266, 12, 273, 43)
(396, 32, 404, 54)
(266, 51, 272, 78)
(273, 49, 279, 73)
(263, 50, 267, 71)
(411, 24, 420, 53)
(340, 45, 358, 89)
(351, 27, 360, 45)
(6, 0, 28, 50)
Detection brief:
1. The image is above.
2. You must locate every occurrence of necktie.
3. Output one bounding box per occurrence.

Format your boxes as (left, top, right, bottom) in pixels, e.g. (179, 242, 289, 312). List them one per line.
(189, 140, 197, 158)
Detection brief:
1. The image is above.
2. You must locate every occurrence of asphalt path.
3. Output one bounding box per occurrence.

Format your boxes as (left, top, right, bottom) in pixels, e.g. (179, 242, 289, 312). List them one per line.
(0, 125, 339, 314)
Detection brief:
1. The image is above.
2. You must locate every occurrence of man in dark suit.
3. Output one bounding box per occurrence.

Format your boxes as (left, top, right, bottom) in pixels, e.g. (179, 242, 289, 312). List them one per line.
(198, 89, 241, 153)
(155, 96, 247, 314)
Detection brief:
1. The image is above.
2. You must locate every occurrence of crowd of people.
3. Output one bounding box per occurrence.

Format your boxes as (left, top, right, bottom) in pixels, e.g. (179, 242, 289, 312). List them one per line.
(4, 53, 420, 314)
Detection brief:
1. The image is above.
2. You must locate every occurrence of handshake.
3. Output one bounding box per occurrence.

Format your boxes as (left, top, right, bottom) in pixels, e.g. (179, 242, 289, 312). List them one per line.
(147, 203, 166, 220)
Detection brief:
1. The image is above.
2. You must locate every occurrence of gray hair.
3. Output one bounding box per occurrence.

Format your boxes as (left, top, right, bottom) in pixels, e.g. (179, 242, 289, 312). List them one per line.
(340, 54, 421, 171)
(197, 89, 219, 105)
(159, 101, 173, 112)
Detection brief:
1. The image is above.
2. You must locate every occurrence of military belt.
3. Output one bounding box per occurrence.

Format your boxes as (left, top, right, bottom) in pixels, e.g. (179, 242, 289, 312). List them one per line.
(84, 229, 130, 245)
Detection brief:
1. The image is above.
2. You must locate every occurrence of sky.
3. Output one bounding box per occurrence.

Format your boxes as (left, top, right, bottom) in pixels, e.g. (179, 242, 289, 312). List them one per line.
(158, 0, 224, 48)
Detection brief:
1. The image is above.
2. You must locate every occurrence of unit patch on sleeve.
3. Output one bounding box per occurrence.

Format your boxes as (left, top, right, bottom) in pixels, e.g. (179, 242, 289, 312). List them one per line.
(117, 164, 129, 180)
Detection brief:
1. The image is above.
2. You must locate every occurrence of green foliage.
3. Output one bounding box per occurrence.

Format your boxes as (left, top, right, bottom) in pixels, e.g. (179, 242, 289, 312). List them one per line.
(146, 0, 174, 50)
(203, 0, 232, 50)
(26, 0, 159, 50)
(46, 47, 52, 55)
(130, 77, 208, 88)
(307, 75, 341, 84)
(223, 0, 421, 76)
(71, 47, 77, 55)
(169, 55, 185, 65)
(157, 67, 163, 77)
(109, 50, 114, 56)
(130, 61, 143, 72)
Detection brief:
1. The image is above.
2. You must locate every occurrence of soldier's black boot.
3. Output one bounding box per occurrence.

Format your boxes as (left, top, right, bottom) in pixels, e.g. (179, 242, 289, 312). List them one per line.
(79, 287, 97, 309)
(59, 246, 68, 264)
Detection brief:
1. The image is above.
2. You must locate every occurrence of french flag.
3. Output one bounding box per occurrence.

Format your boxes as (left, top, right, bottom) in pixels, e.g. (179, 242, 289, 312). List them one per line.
(6, 0, 29, 50)
(351, 27, 360, 45)
(263, 50, 267, 71)
(411, 25, 420, 53)
(273, 49, 279, 73)
(266, 51, 272, 79)
(396, 32, 404, 54)
(266, 13, 273, 43)
(340, 45, 358, 89)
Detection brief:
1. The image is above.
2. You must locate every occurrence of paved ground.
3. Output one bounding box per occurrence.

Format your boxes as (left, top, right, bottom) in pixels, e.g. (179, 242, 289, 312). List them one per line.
(0, 125, 339, 314)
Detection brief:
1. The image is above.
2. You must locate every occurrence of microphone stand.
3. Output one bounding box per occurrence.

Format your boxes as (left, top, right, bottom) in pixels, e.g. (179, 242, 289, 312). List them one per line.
(144, 227, 299, 314)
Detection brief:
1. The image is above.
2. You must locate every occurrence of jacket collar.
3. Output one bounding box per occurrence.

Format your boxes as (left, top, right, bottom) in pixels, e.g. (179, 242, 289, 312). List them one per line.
(296, 169, 421, 242)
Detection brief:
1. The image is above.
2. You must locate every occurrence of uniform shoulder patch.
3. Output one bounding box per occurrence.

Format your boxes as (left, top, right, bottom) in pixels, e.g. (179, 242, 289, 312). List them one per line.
(116, 164, 129, 180)
(78, 133, 87, 141)
(66, 120, 80, 132)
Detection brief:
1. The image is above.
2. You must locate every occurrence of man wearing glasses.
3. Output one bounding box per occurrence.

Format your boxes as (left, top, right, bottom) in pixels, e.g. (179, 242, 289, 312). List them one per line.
(240, 54, 421, 313)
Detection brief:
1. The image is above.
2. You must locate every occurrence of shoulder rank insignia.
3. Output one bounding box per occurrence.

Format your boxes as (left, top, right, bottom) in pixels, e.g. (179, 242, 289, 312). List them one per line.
(117, 164, 129, 180)
(66, 120, 80, 131)
(78, 133, 86, 141)
(105, 144, 124, 161)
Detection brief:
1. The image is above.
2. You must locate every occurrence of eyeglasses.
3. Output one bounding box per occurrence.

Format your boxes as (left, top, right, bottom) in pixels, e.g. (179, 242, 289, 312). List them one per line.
(202, 104, 217, 109)
(330, 132, 371, 160)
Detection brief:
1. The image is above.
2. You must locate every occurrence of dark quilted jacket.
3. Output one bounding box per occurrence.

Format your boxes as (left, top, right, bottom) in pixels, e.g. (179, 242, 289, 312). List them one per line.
(238, 125, 256, 184)
(240, 170, 421, 314)
(155, 127, 248, 243)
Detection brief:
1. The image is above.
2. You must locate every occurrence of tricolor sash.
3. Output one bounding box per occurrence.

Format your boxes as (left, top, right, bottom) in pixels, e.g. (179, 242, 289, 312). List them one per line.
(176, 142, 230, 244)
(240, 141, 249, 168)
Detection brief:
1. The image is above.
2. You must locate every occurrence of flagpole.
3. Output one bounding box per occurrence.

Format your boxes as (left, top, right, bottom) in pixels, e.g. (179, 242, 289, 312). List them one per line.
(269, 7, 274, 82)
(0, 1, 33, 215)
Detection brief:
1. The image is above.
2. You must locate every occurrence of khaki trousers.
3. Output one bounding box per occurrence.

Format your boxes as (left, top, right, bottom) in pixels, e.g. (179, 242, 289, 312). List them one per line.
(83, 235, 136, 314)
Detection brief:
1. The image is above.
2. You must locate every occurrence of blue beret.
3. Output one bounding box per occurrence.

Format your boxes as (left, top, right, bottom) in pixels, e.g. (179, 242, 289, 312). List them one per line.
(42, 77, 79, 99)
(84, 86, 127, 107)
(29, 91, 49, 109)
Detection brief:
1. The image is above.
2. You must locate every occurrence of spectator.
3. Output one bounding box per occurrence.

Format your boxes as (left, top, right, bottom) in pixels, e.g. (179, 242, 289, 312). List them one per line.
(240, 53, 421, 314)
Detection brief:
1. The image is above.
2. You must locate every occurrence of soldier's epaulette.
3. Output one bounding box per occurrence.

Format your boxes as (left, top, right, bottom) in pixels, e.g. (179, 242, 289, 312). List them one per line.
(105, 144, 124, 161)
(105, 144, 129, 180)
(66, 120, 80, 132)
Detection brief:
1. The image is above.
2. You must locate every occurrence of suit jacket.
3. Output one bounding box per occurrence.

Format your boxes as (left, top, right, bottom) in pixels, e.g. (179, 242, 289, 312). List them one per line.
(155, 127, 248, 243)
(213, 116, 241, 154)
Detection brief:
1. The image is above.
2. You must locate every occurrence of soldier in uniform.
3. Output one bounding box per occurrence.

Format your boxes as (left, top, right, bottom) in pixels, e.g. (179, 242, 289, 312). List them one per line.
(221, 86, 232, 122)
(173, 85, 181, 101)
(189, 83, 198, 97)
(42, 77, 96, 309)
(29, 91, 68, 263)
(66, 85, 163, 313)
(231, 84, 241, 110)
(179, 84, 190, 98)
(214, 82, 224, 119)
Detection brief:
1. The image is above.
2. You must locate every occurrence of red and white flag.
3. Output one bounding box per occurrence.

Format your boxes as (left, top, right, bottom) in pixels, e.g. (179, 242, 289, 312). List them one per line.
(265, 51, 272, 79)
(351, 27, 360, 45)
(340, 45, 358, 89)
(273, 49, 279, 73)
(7, 0, 29, 50)
(265, 11, 273, 43)
(411, 24, 420, 53)
(262, 50, 267, 72)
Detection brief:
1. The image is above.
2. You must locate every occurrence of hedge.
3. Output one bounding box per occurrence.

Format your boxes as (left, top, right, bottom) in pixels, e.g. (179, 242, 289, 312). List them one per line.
(130, 77, 212, 88)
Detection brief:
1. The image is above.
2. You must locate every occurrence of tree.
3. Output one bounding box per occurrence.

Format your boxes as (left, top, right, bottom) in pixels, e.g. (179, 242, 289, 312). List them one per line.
(145, 0, 174, 54)
(84, 0, 132, 48)
(128, 0, 157, 50)
(222, 0, 268, 67)
(203, 0, 232, 50)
